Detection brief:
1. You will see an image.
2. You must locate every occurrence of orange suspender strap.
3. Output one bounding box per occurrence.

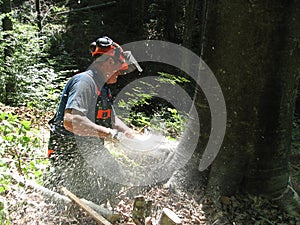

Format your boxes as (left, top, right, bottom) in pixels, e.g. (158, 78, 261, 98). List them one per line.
(97, 109, 111, 119)
(48, 149, 54, 158)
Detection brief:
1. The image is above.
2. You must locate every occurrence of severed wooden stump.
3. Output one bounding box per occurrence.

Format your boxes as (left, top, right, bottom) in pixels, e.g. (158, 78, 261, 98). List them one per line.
(158, 208, 182, 225)
(132, 195, 146, 225)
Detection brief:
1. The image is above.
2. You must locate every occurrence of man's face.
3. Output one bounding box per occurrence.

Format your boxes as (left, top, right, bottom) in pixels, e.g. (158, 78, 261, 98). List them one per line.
(103, 57, 123, 84)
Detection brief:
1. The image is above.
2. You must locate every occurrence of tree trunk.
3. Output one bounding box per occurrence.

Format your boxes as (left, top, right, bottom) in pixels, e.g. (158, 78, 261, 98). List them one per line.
(165, 0, 177, 42)
(182, 0, 195, 49)
(35, 0, 42, 31)
(128, 0, 145, 37)
(8, 172, 120, 222)
(1, 0, 13, 54)
(202, 0, 300, 216)
(243, 0, 300, 196)
(1, 0, 16, 105)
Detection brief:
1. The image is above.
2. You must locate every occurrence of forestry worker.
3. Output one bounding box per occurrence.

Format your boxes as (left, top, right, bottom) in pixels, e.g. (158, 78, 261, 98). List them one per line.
(45, 36, 142, 205)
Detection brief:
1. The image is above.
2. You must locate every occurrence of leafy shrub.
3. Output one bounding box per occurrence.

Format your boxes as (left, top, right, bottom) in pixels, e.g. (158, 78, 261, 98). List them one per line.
(0, 109, 49, 224)
(118, 72, 190, 138)
(0, 110, 48, 185)
(0, 4, 75, 110)
(0, 109, 49, 225)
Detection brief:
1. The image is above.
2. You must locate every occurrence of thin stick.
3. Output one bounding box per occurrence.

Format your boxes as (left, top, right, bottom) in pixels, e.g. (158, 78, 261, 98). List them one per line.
(56, 2, 117, 15)
(6, 172, 120, 222)
(61, 187, 112, 225)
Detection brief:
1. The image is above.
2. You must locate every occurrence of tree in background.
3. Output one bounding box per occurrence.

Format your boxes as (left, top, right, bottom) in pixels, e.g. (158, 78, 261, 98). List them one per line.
(202, 0, 300, 216)
(1, 0, 15, 104)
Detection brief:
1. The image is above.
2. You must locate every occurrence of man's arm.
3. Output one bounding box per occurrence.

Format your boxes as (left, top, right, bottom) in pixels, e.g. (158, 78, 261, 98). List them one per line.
(64, 108, 112, 138)
(113, 116, 136, 138)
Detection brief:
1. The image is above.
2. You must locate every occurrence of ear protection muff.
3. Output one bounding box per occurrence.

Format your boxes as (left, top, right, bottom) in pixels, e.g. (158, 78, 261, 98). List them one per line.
(89, 42, 97, 53)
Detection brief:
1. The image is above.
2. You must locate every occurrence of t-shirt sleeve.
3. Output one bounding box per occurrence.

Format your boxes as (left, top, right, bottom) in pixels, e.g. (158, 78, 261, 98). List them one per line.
(65, 76, 96, 116)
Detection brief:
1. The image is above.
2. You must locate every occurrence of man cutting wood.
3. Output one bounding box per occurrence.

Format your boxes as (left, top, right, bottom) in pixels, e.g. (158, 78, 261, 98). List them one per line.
(45, 36, 141, 205)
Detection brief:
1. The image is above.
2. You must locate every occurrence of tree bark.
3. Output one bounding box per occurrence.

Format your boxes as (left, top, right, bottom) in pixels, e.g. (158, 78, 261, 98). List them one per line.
(1, 0, 13, 50)
(202, 0, 300, 216)
(295, 83, 300, 116)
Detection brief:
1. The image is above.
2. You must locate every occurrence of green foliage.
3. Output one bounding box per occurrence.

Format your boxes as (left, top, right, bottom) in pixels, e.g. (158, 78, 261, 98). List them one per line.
(157, 72, 191, 85)
(0, 109, 49, 224)
(0, 3, 75, 110)
(118, 72, 190, 138)
(0, 110, 49, 193)
(0, 198, 10, 225)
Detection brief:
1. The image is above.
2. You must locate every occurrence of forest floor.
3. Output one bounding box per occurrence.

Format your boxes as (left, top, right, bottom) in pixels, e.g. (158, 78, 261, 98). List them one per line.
(1, 105, 300, 225)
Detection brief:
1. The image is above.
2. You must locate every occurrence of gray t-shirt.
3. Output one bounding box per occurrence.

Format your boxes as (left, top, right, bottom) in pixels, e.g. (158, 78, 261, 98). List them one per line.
(46, 72, 122, 203)
(53, 69, 105, 133)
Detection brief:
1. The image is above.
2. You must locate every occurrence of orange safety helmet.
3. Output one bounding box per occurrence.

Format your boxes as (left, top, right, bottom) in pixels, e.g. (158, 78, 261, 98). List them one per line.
(89, 36, 128, 71)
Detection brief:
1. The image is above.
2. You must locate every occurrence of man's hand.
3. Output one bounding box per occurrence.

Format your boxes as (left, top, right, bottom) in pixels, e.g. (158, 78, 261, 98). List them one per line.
(124, 129, 137, 138)
(106, 128, 125, 142)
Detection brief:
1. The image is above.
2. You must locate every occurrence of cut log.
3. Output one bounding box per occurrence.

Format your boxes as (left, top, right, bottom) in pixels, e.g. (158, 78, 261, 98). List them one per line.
(158, 208, 182, 225)
(61, 187, 112, 225)
(7, 173, 120, 222)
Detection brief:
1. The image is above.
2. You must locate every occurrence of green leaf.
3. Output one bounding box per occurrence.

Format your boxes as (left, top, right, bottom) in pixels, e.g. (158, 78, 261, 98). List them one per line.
(22, 136, 31, 143)
(0, 186, 5, 194)
(0, 112, 6, 120)
(167, 108, 177, 114)
(7, 113, 17, 122)
(20, 120, 31, 130)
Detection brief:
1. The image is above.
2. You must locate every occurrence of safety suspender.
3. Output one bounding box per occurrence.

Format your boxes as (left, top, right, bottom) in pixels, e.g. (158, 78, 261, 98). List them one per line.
(95, 84, 114, 128)
(47, 72, 114, 158)
(85, 72, 115, 128)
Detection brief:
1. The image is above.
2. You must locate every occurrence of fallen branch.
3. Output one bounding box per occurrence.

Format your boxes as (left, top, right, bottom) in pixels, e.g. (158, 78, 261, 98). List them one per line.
(61, 187, 112, 225)
(56, 1, 117, 15)
(6, 173, 120, 222)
